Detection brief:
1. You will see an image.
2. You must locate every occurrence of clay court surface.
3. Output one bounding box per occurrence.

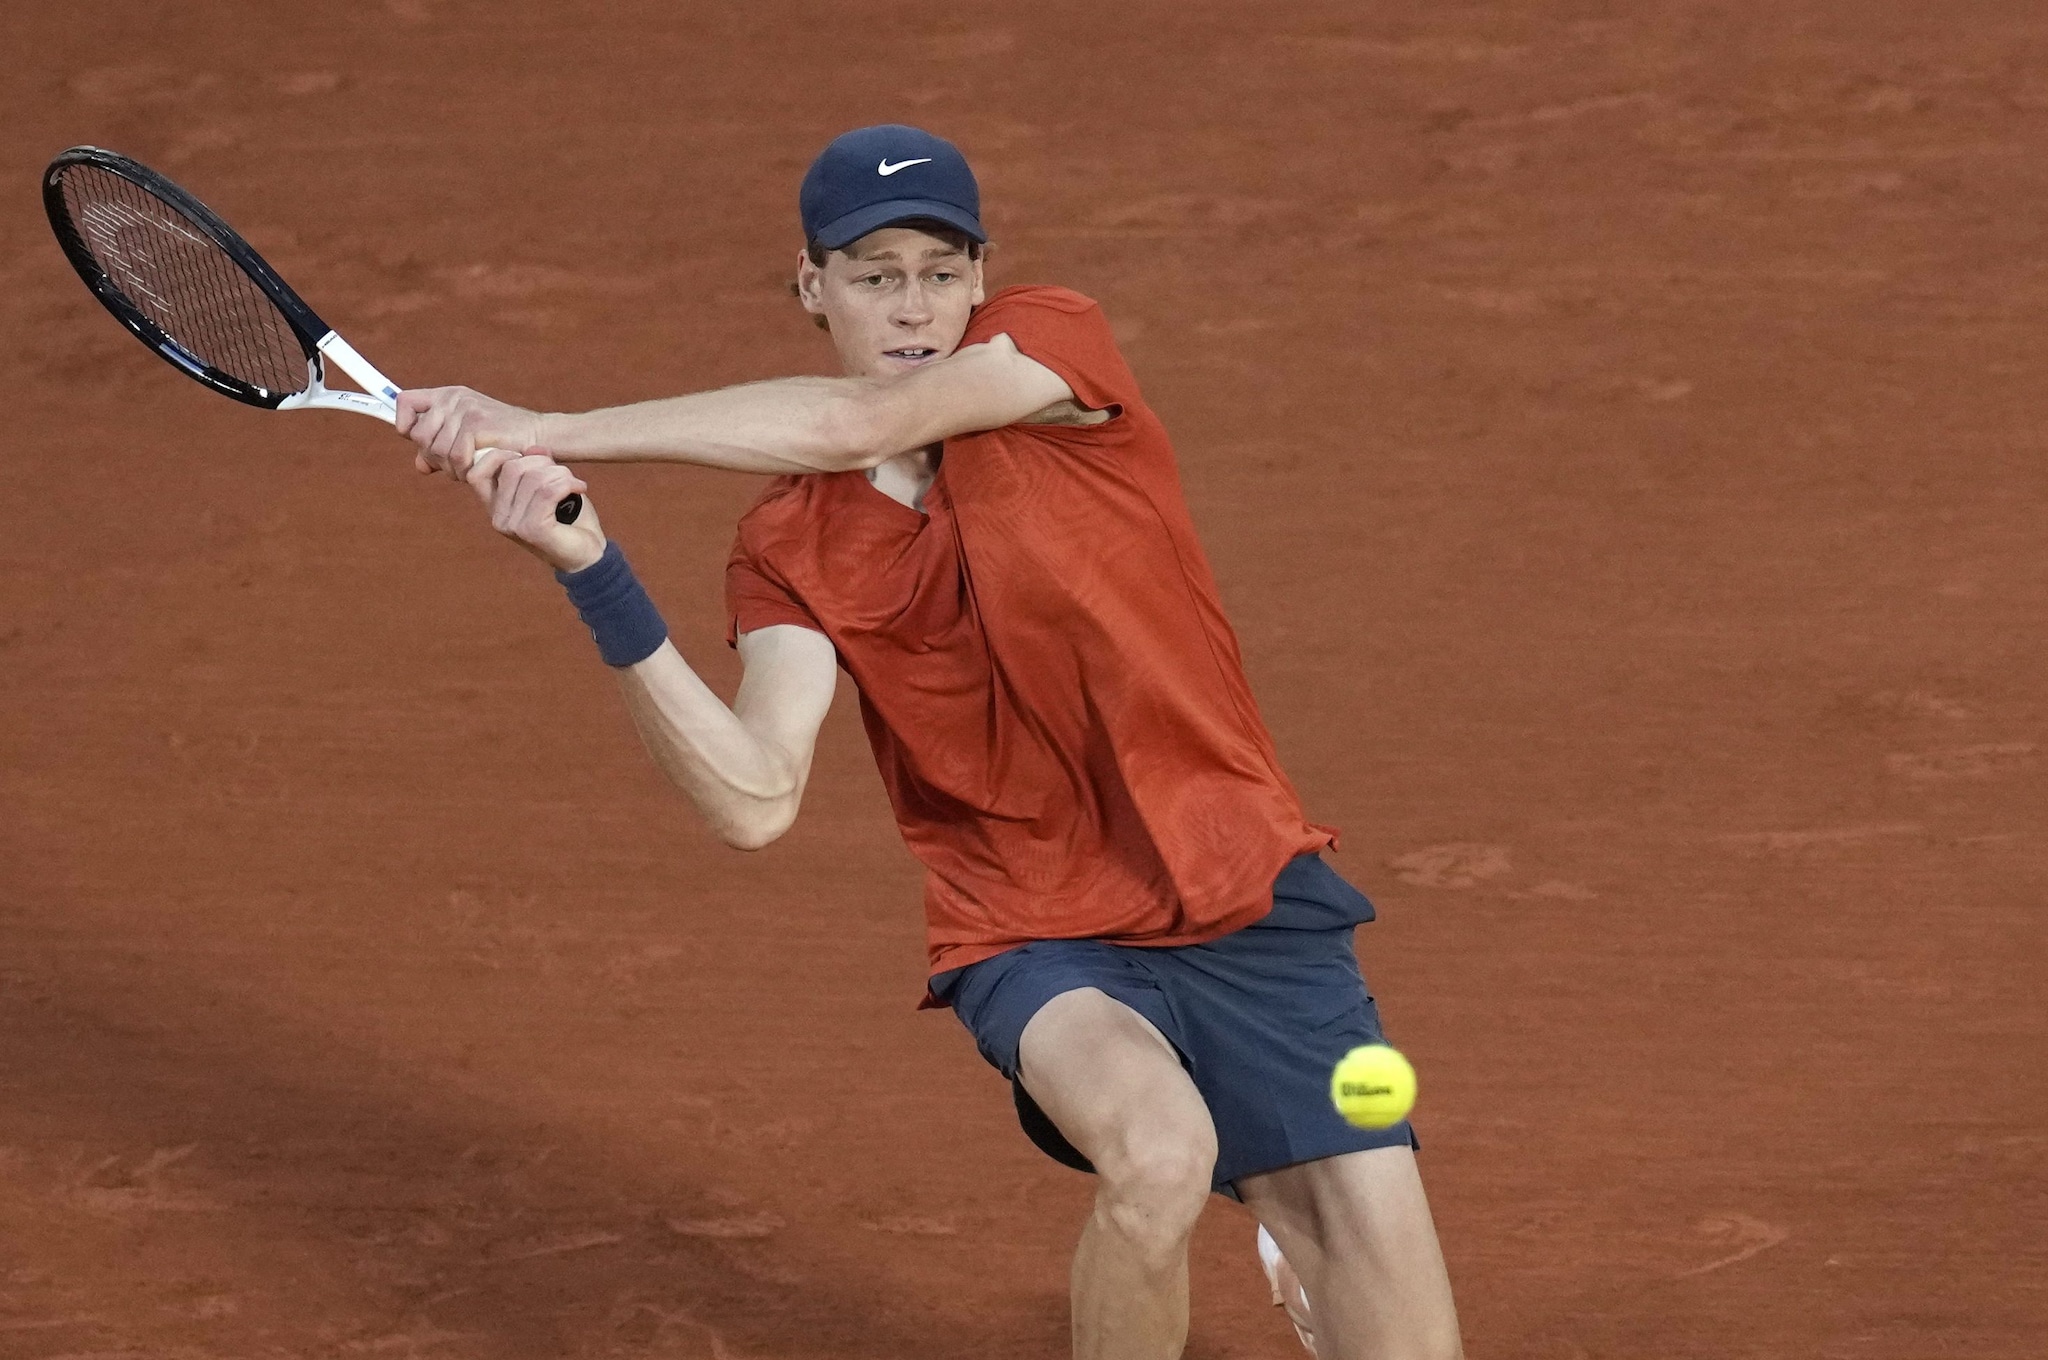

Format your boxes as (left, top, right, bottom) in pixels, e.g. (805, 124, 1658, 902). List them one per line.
(2, 1, 2043, 1355)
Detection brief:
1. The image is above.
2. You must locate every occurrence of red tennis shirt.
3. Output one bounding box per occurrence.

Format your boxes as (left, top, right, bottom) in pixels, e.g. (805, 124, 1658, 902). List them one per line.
(725, 285, 1334, 984)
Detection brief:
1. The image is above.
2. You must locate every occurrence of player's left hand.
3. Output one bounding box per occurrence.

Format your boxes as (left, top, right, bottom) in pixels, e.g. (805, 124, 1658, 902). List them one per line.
(465, 447, 603, 573)
(398, 386, 545, 480)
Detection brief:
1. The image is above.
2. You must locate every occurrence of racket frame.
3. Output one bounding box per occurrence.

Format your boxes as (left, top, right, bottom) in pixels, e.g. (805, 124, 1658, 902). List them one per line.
(43, 145, 582, 523)
(43, 146, 400, 422)
(287, 331, 402, 423)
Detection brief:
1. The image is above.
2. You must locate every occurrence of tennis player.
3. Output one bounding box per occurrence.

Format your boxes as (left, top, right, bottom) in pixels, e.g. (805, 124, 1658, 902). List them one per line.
(399, 124, 1462, 1360)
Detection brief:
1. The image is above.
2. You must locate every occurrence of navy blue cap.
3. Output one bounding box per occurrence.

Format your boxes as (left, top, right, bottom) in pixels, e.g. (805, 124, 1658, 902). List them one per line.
(799, 124, 986, 251)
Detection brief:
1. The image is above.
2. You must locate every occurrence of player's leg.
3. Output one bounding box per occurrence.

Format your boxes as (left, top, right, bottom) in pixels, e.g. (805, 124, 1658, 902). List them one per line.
(1236, 1146, 1462, 1360)
(1018, 986, 1218, 1360)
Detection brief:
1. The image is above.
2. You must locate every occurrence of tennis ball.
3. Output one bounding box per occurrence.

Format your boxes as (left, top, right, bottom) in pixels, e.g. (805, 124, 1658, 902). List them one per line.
(1329, 1044, 1417, 1129)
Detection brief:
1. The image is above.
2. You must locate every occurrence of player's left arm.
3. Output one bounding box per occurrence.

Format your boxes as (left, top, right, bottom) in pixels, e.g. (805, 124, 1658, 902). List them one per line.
(398, 334, 1080, 480)
(827, 332, 1096, 458)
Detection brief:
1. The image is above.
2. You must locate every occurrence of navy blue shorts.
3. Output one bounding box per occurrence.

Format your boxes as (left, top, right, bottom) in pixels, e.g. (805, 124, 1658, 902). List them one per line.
(928, 853, 1417, 1196)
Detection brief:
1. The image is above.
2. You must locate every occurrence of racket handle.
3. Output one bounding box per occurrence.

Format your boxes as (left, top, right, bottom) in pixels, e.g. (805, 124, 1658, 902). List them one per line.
(555, 493, 583, 525)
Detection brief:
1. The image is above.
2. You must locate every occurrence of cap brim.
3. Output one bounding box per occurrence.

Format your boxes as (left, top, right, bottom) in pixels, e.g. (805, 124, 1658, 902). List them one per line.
(813, 198, 987, 250)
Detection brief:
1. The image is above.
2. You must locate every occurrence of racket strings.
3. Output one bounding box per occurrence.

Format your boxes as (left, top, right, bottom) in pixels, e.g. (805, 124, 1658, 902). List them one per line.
(57, 165, 309, 398)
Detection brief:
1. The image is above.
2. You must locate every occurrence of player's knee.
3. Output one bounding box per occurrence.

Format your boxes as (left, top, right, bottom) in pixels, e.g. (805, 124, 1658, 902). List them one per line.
(1094, 1124, 1215, 1257)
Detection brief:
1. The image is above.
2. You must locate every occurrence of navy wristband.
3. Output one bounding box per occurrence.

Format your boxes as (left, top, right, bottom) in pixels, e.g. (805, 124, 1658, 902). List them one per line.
(556, 540, 669, 668)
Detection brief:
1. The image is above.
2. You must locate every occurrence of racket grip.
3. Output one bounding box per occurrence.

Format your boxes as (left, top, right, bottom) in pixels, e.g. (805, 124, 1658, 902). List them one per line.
(555, 493, 583, 525)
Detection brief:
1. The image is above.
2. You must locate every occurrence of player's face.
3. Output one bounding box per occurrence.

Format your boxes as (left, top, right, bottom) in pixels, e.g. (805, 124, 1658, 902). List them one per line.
(796, 228, 985, 378)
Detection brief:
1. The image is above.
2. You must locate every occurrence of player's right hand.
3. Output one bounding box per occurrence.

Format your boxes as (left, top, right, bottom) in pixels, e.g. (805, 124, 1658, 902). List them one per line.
(466, 448, 603, 573)
(398, 386, 545, 480)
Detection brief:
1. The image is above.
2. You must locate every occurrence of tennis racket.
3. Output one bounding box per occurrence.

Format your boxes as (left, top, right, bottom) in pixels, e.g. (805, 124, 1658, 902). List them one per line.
(42, 146, 581, 524)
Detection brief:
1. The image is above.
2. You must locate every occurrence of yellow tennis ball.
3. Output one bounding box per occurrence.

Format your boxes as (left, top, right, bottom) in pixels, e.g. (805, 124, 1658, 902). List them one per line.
(1329, 1044, 1417, 1129)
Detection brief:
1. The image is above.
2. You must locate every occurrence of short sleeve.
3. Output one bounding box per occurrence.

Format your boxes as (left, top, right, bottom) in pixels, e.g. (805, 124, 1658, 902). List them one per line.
(961, 286, 1138, 415)
(725, 537, 826, 648)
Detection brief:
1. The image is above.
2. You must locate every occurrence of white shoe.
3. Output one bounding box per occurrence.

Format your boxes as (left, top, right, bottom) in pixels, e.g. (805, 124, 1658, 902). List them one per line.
(1256, 1223, 1317, 1354)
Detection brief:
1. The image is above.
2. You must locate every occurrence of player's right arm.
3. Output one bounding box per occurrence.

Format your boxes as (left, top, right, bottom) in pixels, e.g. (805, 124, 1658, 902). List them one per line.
(469, 449, 835, 850)
(615, 623, 837, 850)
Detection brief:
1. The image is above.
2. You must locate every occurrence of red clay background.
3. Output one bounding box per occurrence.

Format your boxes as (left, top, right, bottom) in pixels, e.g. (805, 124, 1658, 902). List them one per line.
(2, 3, 2043, 1356)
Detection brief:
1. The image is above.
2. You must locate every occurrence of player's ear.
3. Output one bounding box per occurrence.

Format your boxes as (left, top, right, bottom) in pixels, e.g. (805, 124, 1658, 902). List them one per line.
(795, 248, 827, 316)
(968, 249, 986, 307)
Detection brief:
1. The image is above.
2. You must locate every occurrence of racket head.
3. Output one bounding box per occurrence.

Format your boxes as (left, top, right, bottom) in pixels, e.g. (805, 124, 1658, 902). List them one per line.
(43, 147, 330, 410)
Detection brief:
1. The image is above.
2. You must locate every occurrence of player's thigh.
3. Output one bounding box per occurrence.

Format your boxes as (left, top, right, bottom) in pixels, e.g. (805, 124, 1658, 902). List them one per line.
(1237, 1147, 1458, 1338)
(1017, 986, 1216, 1181)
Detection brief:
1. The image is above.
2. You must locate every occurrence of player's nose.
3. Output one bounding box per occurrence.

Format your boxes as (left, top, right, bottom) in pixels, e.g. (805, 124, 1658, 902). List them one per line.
(893, 280, 936, 325)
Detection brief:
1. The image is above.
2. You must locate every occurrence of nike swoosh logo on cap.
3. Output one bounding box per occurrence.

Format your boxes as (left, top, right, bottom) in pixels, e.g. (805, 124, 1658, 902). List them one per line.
(877, 157, 933, 176)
